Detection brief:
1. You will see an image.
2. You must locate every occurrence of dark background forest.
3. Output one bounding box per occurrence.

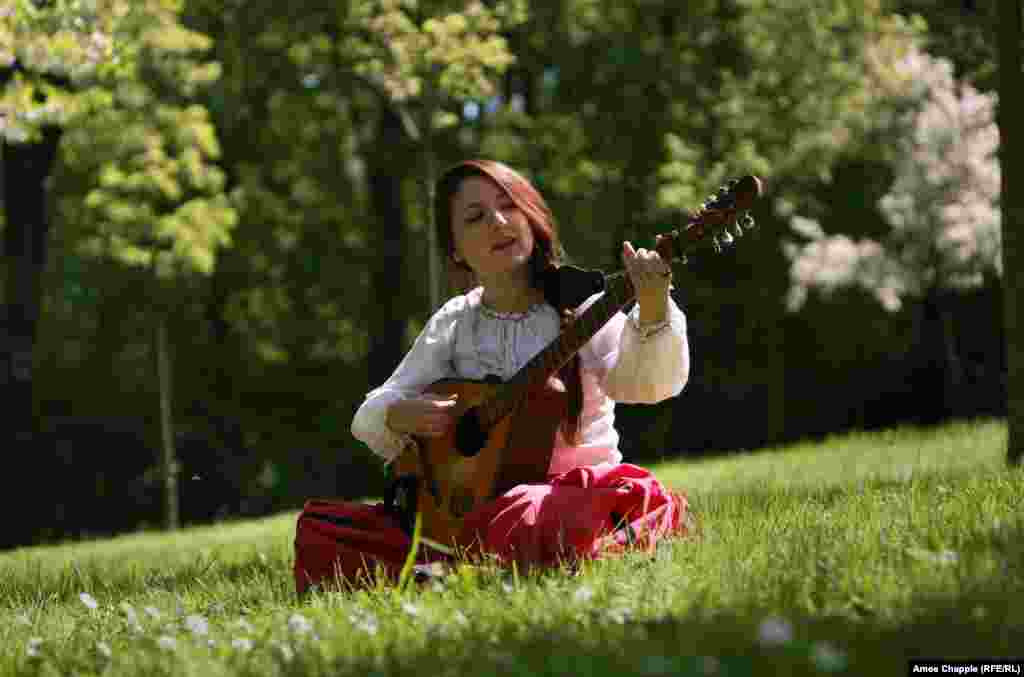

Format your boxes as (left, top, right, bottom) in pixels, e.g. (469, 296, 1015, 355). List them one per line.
(0, 0, 1017, 549)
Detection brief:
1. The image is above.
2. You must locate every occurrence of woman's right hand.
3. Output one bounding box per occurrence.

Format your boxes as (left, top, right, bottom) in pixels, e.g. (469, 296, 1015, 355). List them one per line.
(385, 393, 459, 438)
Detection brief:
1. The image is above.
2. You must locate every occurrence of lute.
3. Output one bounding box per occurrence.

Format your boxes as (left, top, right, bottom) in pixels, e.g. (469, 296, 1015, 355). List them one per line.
(390, 175, 763, 549)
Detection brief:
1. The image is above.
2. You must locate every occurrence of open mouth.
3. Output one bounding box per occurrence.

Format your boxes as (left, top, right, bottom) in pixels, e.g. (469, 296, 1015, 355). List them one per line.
(492, 238, 517, 252)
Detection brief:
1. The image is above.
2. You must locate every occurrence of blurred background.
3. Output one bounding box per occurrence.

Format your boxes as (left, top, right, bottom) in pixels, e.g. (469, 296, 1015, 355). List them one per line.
(0, 0, 1014, 549)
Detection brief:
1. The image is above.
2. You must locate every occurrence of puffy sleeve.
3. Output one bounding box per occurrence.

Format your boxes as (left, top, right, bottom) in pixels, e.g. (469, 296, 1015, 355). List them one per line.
(579, 291, 690, 404)
(350, 295, 464, 463)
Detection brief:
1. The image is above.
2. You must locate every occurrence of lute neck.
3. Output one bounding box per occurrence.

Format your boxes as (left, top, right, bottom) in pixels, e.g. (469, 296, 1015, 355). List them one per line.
(477, 271, 636, 428)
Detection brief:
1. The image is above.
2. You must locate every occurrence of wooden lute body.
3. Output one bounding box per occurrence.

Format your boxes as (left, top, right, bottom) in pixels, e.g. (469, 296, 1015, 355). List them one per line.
(391, 374, 568, 549)
(390, 176, 763, 548)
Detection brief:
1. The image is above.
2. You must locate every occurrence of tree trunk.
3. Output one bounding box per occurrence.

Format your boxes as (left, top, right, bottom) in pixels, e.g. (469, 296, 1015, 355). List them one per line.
(156, 312, 179, 529)
(366, 106, 409, 388)
(421, 92, 442, 312)
(998, 0, 1023, 465)
(1, 127, 62, 448)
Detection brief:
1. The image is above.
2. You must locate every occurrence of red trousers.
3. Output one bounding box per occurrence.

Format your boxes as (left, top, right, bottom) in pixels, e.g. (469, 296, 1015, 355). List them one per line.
(294, 462, 690, 595)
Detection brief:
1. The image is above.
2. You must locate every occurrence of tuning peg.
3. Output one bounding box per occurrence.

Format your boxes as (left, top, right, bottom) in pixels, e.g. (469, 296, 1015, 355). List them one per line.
(719, 231, 734, 246)
(731, 222, 744, 237)
(711, 235, 722, 254)
(741, 213, 755, 229)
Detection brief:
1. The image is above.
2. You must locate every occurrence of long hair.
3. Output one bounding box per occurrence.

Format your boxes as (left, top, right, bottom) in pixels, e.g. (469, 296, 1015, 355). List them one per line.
(434, 159, 584, 443)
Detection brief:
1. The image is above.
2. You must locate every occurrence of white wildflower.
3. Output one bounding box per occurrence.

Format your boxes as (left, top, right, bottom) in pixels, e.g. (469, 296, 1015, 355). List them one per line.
(26, 637, 43, 658)
(95, 641, 112, 659)
(757, 616, 794, 647)
(349, 611, 379, 635)
(288, 613, 313, 635)
(232, 637, 253, 652)
(401, 602, 421, 617)
(452, 610, 469, 626)
(157, 635, 177, 651)
(271, 640, 294, 663)
(607, 607, 634, 624)
(906, 547, 959, 565)
(121, 603, 143, 632)
(573, 585, 594, 604)
(185, 614, 210, 637)
(79, 592, 99, 610)
(811, 641, 847, 672)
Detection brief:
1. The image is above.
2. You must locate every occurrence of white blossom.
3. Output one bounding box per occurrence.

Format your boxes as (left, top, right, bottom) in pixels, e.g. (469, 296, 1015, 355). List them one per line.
(79, 592, 99, 610)
(573, 585, 595, 604)
(811, 641, 847, 672)
(231, 637, 254, 652)
(287, 613, 313, 635)
(757, 616, 794, 647)
(785, 45, 1000, 313)
(185, 614, 210, 637)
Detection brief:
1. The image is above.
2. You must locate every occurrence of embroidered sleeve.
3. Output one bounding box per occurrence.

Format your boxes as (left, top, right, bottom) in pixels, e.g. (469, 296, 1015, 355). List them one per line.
(579, 292, 690, 404)
(350, 296, 462, 462)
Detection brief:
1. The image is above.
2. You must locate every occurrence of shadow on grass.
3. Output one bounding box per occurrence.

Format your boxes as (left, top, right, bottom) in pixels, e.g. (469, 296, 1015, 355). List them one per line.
(313, 593, 1024, 677)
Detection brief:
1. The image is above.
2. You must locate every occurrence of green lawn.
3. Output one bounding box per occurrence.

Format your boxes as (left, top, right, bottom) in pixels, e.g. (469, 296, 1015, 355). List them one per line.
(1, 419, 1020, 676)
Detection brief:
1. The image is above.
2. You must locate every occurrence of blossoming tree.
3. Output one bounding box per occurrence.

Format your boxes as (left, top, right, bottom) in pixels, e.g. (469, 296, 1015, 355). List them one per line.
(783, 44, 1001, 418)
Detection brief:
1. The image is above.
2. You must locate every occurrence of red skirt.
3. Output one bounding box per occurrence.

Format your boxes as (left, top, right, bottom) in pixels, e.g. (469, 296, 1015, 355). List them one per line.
(293, 462, 691, 595)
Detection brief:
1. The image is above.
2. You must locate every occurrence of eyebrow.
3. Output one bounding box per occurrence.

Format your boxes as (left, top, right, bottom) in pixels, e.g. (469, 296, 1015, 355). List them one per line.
(463, 197, 514, 212)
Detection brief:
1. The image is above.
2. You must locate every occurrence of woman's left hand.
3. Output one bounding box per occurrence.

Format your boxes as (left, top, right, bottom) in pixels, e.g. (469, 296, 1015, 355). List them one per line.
(622, 238, 672, 324)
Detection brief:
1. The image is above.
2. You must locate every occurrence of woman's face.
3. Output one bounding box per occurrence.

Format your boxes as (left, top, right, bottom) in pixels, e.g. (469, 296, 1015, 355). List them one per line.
(450, 176, 535, 279)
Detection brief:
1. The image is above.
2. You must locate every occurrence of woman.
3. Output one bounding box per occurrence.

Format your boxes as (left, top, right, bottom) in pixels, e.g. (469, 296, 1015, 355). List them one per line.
(295, 159, 693, 593)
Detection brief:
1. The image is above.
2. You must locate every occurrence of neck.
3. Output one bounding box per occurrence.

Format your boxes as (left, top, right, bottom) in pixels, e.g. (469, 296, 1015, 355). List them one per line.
(479, 267, 542, 313)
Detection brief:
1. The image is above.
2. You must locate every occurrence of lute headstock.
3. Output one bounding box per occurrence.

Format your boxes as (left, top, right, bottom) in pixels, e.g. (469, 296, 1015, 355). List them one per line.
(654, 175, 763, 264)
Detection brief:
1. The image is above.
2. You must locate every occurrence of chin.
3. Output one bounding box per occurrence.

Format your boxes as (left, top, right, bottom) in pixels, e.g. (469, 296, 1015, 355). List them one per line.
(482, 255, 530, 277)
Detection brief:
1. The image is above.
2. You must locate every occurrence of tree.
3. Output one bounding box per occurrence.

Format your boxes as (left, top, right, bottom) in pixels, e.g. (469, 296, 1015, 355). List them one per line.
(1, 0, 115, 454)
(998, 0, 1022, 465)
(783, 45, 1001, 419)
(2, 0, 236, 530)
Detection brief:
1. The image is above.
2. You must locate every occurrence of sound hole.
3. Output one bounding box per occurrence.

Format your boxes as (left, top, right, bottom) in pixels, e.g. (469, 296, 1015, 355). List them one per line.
(449, 487, 476, 518)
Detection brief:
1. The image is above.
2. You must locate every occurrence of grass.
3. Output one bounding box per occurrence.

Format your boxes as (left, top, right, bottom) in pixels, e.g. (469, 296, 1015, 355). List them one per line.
(1, 419, 1021, 676)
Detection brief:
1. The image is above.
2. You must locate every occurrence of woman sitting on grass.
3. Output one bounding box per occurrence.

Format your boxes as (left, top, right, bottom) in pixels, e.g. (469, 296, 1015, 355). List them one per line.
(296, 159, 694, 592)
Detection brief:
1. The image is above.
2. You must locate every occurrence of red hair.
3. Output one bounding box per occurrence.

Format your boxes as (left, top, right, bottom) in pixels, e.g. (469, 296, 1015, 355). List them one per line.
(434, 159, 583, 443)
(434, 159, 568, 295)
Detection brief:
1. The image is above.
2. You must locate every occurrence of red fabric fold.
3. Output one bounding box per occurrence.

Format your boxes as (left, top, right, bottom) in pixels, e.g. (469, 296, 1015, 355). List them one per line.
(294, 462, 690, 594)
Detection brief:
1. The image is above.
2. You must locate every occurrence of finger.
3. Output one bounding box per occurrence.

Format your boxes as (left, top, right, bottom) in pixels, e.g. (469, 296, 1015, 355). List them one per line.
(426, 412, 454, 426)
(421, 392, 458, 400)
(622, 241, 637, 260)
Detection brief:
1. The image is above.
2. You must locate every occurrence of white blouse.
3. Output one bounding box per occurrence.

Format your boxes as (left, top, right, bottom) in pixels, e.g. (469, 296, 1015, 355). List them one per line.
(351, 286, 690, 475)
